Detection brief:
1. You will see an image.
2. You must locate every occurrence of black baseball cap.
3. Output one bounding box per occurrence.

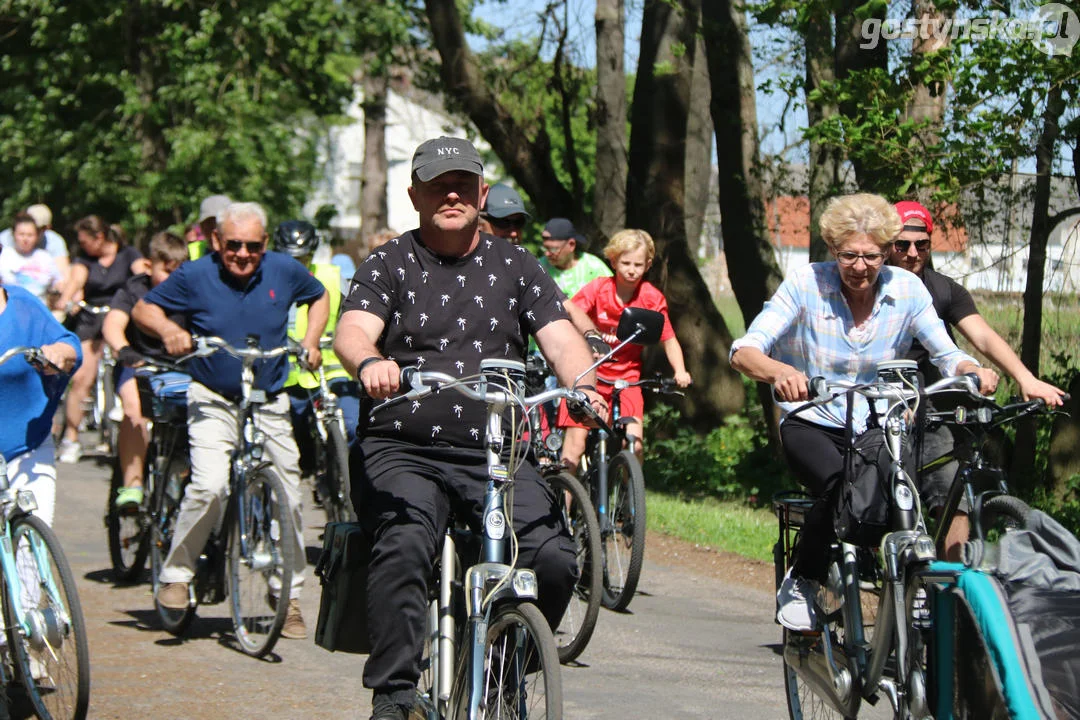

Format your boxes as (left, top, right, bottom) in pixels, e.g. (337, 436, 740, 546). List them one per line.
(411, 136, 484, 182)
(542, 218, 582, 242)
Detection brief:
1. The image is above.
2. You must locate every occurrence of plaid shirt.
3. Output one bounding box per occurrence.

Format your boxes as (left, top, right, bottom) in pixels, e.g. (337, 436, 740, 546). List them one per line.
(730, 263, 977, 431)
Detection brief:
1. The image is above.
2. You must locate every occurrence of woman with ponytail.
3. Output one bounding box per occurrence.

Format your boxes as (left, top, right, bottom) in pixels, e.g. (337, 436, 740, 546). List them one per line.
(55, 216, 147, 463)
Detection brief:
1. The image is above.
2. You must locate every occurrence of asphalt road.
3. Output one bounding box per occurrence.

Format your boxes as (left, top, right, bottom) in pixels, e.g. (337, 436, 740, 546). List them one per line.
(52, 446, 796, 719)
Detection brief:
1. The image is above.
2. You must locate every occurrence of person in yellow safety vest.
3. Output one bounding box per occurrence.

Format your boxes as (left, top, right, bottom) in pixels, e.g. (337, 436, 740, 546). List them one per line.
(274, 220, 362, 479)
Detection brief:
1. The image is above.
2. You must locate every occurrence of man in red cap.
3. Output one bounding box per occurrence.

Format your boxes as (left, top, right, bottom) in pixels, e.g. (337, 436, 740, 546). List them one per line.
(890, 200, 1065, 558)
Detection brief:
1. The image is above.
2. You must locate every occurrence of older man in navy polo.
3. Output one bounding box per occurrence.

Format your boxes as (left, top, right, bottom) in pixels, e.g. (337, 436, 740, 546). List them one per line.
(132, 201, 328, 640)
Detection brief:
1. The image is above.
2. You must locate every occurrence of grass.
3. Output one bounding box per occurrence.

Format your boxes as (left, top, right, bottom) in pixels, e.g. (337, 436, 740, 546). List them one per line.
(646, 491, 776, 563)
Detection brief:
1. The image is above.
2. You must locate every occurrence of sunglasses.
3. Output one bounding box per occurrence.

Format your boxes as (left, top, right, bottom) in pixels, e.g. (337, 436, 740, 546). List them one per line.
(893, 239, 931, 253)
(486, 215, 527, 231)
(223, 240, 265, 254)
(540, 240, 569, 256)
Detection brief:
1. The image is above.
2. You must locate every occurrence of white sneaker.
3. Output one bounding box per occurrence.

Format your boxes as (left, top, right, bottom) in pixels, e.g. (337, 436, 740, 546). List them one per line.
(57, 439, 81, 464)
(108, 402, 124, 423)
(777, 568, 818, 631)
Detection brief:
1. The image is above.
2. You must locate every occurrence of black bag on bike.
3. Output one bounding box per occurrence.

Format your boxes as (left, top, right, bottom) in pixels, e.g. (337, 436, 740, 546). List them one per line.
(833, 391, 905, 546)
(314, 521, 372, 654)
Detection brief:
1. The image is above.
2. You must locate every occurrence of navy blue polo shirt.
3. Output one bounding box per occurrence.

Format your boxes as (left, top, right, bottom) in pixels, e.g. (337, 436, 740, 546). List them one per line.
(143, 251, 325, 398)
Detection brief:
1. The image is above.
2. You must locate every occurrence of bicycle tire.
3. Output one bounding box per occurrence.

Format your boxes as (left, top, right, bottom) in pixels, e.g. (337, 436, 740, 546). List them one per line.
(545, 471, 601, 664)
(321, 420, 353, 524)
(105, 460, 150, 583)
(4, 514, 91, 720)
(100, 361, 117, 454)
(980, 494, 1031, 528)
(450, 602, 562, 720)
(600, 450, 646, 611)
(781, 561, 859, 720)
(228, 464, 295, 657)
(151, 449, 196, 636)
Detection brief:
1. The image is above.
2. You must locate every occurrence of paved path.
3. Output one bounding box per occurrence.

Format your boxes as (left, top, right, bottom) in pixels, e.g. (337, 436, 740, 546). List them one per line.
(51, 449, 796, 719)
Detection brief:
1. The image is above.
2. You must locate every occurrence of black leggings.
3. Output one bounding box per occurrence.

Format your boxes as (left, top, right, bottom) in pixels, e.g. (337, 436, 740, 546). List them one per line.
(780, 417, 848, 582)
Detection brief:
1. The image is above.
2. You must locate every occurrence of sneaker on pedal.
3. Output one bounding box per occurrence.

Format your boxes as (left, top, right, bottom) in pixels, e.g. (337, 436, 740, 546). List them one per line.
(57, 439, 81, 464)
(777, 567, 818, 631)
(115, 486, 144, 510)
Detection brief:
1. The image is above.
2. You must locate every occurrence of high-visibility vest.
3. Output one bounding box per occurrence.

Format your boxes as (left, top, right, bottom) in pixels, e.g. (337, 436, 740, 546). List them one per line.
(188, 241, 209, 261)
(286, 262, 349, 389)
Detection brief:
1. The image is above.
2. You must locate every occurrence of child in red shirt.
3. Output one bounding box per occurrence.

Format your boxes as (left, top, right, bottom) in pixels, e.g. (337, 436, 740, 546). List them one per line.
(558, 229, 691, 473)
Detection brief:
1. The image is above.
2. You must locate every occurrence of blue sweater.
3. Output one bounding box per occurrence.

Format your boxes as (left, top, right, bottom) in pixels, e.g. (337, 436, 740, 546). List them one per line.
(0, 286, 82, 461)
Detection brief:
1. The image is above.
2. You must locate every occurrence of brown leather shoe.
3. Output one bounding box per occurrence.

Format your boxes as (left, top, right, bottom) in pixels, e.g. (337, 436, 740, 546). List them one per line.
(281, 599, 307, 639)
(157, 582, 190, 610)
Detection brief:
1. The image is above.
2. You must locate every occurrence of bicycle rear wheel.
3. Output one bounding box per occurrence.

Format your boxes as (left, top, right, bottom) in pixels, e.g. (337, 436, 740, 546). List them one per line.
(151, 449, 196, 636)
(4, 514, 91, 720)
(319, 420, 353, 524)
(600, 450, 646, 611)
(451, 602, 562, 719)
(781, 567, 858, 720)
(105, 461, 150, 583)
(228, 464, 295, 657)
(546, 471, 601, 664)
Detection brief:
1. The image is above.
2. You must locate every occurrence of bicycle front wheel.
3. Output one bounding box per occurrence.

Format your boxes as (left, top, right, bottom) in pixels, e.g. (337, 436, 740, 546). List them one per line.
(105, 461, 150, 583)
(600, 450, 646, 611)
(451, 602, 562, 720)
(545, 471, 601, 664)
(228, 465, 295, 657)
(4, 514, 91, 720)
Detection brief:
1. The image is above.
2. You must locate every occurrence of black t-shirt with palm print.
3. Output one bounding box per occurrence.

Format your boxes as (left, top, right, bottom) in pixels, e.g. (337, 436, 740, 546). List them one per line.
(342, 229, 568, 448)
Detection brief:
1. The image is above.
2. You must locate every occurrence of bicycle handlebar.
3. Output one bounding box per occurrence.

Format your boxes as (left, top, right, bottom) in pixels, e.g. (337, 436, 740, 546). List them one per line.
(70, 301, 111, 315)
(599, 374, 684, 396)
(0, 346, 61, 374)
(192, 335, 294, 363)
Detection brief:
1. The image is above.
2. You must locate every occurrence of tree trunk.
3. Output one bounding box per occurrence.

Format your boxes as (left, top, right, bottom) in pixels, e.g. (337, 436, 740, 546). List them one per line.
(1012, 85, 1065, 490)
(904, 0, 949, 203)
(685, 42, 713, 258)
(423, 0, 585, 229)
(701, 0, 786, 444)
(834, 0, 889, 193)
(126, 1, 173, 242)
(804, 1, 842, 263)
(627, 0, 745, 425)
(593, 0, 627, 240)
(358, 69, 390, 258)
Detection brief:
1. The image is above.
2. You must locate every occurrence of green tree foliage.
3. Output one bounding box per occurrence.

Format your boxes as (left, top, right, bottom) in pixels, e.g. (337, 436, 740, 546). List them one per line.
(0, 0, 357, 236)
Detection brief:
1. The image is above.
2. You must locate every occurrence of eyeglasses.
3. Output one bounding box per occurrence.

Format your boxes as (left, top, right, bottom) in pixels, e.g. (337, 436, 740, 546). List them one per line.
(223, 240, 265, 254)
(893, 239, 931, 253)
(485, 215, 527, 231)
(540, 240, 568, 256)
(836, 251, 886, 267)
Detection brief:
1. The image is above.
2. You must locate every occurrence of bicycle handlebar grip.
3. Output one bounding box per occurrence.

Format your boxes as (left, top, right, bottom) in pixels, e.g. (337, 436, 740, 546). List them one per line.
(808, 376, 827, 400)
(965, 372, 982, 392)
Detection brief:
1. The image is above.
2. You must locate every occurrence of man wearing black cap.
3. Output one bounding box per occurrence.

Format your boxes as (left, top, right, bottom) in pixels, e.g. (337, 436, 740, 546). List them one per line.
(539, 217, 612, 302)
(479, 183, 530, 244)
(333, 136, 608, 720)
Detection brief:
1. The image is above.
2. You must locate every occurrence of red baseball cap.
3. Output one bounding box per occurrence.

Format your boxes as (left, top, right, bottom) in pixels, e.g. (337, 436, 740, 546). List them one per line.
(894, 201, 933, 235)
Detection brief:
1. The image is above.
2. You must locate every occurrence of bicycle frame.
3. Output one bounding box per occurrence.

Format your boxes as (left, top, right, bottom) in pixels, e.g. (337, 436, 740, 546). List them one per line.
(781, 367, 946, 717)
(390, 361, 577, 720)
(0, 456, 68, 682)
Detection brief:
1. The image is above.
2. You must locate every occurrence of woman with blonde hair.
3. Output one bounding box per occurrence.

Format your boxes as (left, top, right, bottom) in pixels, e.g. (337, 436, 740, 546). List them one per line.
(728, 193, 995, 631)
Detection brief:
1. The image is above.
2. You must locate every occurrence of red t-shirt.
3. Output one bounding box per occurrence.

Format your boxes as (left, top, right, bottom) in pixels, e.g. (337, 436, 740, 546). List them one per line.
(571, 276, 675, 382)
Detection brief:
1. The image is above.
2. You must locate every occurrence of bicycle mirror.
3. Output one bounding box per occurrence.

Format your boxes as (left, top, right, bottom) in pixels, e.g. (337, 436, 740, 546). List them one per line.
(615, 308, 664, 345)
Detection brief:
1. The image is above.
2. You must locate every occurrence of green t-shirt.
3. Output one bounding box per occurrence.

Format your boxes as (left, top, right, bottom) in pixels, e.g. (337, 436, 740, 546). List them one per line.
(539, 252, 612, 299)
